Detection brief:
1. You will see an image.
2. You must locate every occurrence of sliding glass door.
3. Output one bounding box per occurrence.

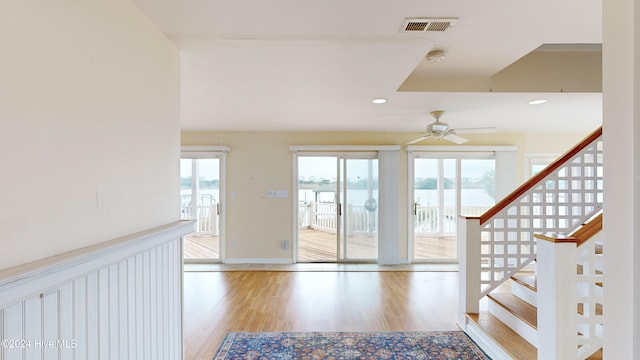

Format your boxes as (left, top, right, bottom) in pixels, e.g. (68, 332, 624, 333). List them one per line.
(297, 154, 378, 262)
(411, 154, 495, 262)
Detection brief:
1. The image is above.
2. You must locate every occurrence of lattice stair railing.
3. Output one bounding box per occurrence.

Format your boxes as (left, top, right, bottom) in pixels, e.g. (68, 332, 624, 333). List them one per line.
(576, 232, 603, 360)
(477, 127, 602, 296)
(535, 213, 603, 359)
(574, 213, 604, 359)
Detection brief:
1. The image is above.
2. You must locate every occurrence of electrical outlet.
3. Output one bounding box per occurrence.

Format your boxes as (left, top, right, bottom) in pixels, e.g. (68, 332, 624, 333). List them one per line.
(229, 241, 235, 249)
(282, 240, 289, 249)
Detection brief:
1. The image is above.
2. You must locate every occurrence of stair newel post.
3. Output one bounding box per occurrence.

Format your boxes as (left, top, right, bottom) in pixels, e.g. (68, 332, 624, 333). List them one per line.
(457, 215, 482, 329)
(536, 235, 578, 360)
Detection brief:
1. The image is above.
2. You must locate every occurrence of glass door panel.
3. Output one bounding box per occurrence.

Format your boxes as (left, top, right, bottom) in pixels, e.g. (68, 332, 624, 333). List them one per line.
(413, 159, 457, 260)
(414, 159, 439, 236)
(340, 158, 378, 261)
(297, 154, 378, 263)
(297, 156, 338, 262)
(181, 158, 220, 262)
(413, 156, 496, 262)
(460, 159, 496, 217)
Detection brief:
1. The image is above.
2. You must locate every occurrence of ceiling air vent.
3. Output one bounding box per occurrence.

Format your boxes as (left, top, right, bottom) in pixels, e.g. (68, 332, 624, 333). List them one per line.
(401, 18, 458, 33)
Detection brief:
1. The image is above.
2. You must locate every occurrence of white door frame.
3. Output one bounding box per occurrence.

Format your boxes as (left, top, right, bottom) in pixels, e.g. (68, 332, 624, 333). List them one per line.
(291, 145, 399, 263)
(181, 146, 229, 263)
(407, 146, 517, 263)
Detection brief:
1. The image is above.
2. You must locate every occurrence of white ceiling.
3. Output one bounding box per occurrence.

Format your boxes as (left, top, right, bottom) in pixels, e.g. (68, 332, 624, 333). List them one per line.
(131, 0, 603, 133)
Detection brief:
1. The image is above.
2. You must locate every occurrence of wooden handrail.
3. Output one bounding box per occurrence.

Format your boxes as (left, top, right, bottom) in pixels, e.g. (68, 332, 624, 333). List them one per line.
(480, 127, 602, 225)
(574, 213, 603, 246)
(534, 233, 579, 244)
(533, 213, 602, 246)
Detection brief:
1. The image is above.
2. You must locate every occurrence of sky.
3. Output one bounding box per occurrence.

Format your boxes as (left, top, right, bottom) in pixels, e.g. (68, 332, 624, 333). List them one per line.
(413, 158, 494, 179)
(298, 156, 493, 181)
(180, 158, 219, 179)
(179, 156, 494, 182)
(298, 156, 377, 181)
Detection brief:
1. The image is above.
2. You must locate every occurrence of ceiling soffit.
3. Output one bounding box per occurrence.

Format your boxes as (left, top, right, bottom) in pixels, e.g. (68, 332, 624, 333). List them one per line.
(400, 45, 602, 93)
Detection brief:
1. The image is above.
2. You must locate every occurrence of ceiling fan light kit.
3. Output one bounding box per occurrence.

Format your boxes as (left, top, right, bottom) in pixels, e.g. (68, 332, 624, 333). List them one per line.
(430, 123, 449, 132)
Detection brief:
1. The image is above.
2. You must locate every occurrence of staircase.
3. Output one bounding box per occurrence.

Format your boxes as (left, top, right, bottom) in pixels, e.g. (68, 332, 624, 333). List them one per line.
(457, 128, 604, 360)
(469, 214, 603, 360)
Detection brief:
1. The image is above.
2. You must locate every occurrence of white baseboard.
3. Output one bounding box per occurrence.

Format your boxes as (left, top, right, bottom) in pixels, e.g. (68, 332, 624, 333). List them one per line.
(224, 258, 294, 264)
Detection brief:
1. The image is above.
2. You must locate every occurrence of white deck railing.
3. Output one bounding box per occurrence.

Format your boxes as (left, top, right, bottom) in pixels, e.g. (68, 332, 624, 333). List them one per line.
(298, 202, 375, 234)
(415, 206, 489, 233)
(181, 194, 218, 235)
(299, 202, 490, 235)
(181, 204, 217, 235)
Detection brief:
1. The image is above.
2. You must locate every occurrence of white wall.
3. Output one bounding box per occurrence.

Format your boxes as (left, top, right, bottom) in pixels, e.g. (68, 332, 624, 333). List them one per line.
(0, 1, 180, 270)
(602, 0, 639, 357)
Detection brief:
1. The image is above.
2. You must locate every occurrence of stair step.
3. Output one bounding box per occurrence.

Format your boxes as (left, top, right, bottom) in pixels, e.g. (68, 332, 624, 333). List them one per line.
(510, 273, 538, 307)
(468, 312, 603, 360)
(488, 292, 538, 329)
(467, 312, 536, 360)
(511, 273, 536, 291)
(586, 349, 603, 360)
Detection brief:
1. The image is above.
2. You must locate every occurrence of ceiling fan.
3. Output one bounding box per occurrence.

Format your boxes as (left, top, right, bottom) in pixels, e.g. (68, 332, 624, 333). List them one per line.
(406, 110, 496, 145)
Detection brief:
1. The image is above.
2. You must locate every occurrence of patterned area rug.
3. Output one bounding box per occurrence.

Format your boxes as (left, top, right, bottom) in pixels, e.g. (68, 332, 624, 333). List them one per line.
(213, 331, 491, 359)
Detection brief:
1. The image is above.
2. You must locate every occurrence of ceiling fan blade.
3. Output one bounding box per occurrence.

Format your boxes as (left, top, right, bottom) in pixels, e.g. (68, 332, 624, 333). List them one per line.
(455, 127, 496, 134)
(406, 134, 433, 145)
(443, 134, 468, 144)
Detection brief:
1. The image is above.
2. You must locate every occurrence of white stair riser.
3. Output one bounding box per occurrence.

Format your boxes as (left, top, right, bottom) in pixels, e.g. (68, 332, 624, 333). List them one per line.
(464, 319, 515, 360)
(488, 298, 538, 347)
(511, 281, 537, 307)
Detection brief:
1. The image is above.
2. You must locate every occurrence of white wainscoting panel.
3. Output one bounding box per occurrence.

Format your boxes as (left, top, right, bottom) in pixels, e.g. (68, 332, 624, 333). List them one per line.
(0, 221, 193, 360)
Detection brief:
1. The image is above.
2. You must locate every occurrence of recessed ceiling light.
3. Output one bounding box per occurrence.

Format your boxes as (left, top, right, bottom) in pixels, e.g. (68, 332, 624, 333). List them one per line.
(372, 98, 387, 104)
(528, 99, 547, 105)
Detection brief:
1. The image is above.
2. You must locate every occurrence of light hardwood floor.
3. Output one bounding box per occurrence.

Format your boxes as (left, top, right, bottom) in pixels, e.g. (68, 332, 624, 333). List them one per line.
(182, 235, 598, 359)
(183, 271, 460, 360)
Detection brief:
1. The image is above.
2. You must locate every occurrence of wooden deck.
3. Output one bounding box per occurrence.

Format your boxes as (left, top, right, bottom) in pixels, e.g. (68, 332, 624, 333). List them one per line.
(298, 228, 456, 262)
(184, 229, 456, 262)
(298, 229, 376, 261)
(184, 234, 219, 259)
